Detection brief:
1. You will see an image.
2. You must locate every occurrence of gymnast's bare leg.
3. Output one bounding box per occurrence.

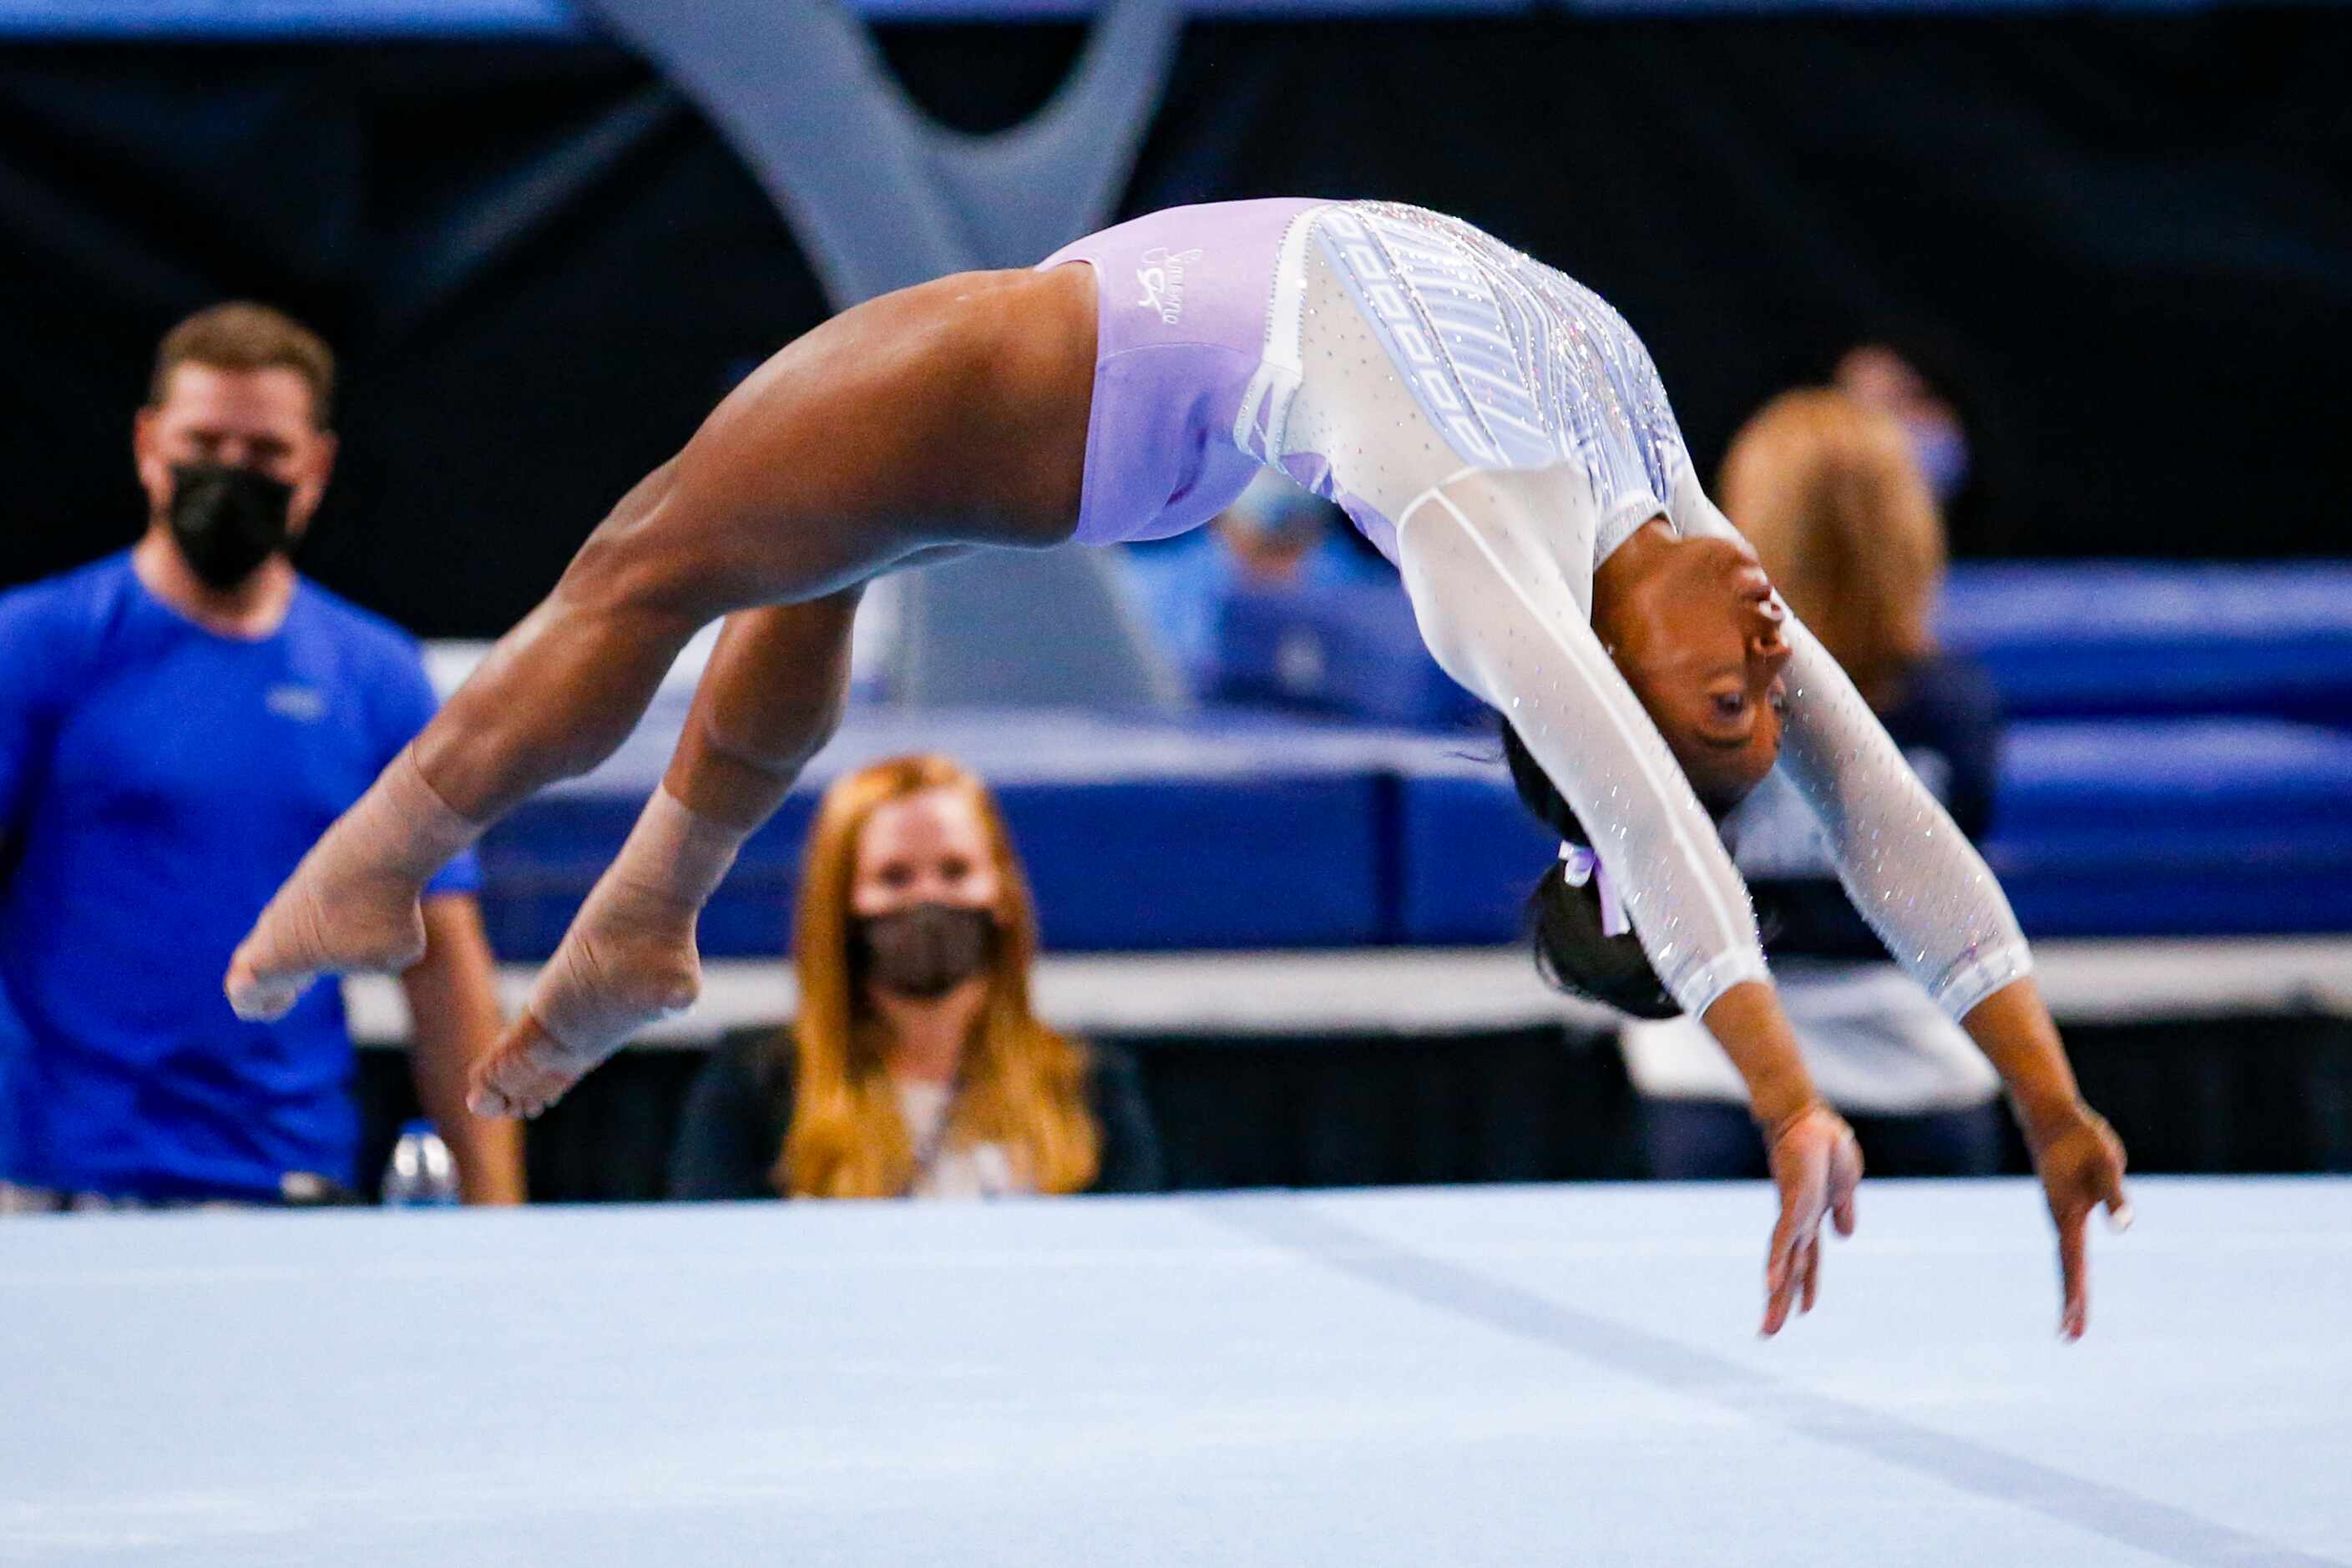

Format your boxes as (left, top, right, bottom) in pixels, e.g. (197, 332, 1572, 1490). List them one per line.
(224, 263, 1098, 1022)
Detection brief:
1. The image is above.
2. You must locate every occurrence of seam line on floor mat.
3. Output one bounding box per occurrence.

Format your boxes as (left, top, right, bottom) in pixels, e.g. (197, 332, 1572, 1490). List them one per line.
(1200, 1196, 2345, 1568)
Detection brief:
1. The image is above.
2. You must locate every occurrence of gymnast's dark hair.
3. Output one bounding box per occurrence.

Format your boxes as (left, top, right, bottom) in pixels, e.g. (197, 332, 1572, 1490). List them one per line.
(1501, 722, 1681, 1020)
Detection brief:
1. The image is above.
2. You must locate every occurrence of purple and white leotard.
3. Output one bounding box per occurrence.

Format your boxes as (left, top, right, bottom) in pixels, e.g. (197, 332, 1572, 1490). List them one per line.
(1041, 200, 2030, 1021)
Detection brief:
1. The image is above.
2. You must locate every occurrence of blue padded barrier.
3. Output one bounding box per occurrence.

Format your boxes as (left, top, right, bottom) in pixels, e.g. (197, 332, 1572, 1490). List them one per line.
(1392, 761, 1560, 946)
(477, 795, 819, 964)
(1003, 774, 1388, 949)
(1390, 717, 2352, 946)
(1209, 580, 1484, 731)
(483, 777, 1390, 958)
(1991, 836, 2352, 939)
(478, 706, 1406, 959)
(1988, 720, 2352, 938)
(473, 704, 2352, 959)
(1995, 719, 2352, 839)
(1207, 562, 2352, 732)
(1940, 563, 2352, 724)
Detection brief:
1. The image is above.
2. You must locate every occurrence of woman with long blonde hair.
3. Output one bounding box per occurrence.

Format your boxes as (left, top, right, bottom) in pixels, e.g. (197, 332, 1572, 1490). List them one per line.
(1621, 388, 2010, 1182)
(668, 754, 1161, 1200)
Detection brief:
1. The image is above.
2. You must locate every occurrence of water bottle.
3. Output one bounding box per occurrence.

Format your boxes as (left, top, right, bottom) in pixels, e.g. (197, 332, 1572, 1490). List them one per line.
(381, 1119, 461, 1207)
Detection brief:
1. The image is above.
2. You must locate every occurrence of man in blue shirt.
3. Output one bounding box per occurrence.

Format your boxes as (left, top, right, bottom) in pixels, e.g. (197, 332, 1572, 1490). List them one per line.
(0, 303, 523, 1207)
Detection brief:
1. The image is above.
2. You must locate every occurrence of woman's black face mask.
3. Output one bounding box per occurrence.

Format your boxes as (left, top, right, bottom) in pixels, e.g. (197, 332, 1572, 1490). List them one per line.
(168, 462, 295, 591)
(852, 903, 997, 1000)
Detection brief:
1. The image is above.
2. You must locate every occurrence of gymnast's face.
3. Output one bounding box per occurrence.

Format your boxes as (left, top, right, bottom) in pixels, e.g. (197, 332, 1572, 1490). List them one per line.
(850, 787, 1004, 920)
(1606, 531, 1793, 810)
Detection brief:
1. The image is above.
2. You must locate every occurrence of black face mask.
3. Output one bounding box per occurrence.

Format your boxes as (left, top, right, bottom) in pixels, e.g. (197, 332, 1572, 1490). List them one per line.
(852, 903, 998, 1001)
(167, 462, 295, 591)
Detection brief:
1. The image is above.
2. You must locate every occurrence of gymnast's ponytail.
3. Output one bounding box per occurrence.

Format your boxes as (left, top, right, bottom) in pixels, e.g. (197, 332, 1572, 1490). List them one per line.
(1500, 724, 1681, 1020)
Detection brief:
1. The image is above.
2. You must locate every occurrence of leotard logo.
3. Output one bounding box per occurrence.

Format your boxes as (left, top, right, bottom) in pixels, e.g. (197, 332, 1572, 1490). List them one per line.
(1136, 246, 1201, 325)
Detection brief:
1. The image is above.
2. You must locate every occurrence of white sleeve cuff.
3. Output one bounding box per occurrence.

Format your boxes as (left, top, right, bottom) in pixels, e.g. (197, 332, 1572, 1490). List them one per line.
(1930, 941, 2036, 1024)
(1668, 944, 1774, 1020)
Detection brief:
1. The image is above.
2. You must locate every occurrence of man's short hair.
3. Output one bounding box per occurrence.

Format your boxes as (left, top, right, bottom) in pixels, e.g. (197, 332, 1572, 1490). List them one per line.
(150, 302, 336, 428)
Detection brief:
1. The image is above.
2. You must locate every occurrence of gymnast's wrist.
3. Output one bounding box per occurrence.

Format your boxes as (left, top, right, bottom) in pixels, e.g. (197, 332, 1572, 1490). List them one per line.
(1747, 1076, 1825, 1140)
(2010, 1085, 2092, 1149)
(1700, 982, 1818, 1132)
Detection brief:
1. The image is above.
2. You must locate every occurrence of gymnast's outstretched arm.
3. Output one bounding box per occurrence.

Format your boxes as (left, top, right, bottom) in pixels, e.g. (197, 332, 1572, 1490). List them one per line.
(225, 265, 1094, 1022)
(1392, 469, 1858, 1336)
(1671, 473, 2130, 1337)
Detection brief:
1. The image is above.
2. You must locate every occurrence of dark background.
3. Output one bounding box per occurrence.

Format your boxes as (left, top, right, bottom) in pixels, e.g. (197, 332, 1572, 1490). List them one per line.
(3, 9, 2348, 635)
(357, 1014, 2352, 1201)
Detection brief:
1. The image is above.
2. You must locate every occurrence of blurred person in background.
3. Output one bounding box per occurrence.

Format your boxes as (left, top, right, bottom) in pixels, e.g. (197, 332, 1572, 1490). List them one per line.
(0, 304, 521, 1208)
(1122, 468, 1388, 688)
(1832, 345, 1970, 513)
(1830, 337, 2016, 555)
(668, 754, 1161, 1199)
(1619, 388, 2007, 1178)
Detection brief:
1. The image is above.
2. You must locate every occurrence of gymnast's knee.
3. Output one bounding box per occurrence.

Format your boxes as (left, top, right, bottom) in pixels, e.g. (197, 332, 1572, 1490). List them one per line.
(700, 680, 846, 786)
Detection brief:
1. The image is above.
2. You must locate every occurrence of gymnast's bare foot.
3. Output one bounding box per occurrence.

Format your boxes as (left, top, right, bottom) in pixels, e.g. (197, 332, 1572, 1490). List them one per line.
(225, 748, 478, 1020)
(226, 872, 430, 1022)
(469, 786, 745, 1118)
(468, 918, 703, 1119)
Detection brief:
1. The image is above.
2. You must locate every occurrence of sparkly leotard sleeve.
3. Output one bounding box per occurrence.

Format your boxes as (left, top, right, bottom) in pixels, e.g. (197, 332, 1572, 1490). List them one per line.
(1664, 467, 2031, 1020)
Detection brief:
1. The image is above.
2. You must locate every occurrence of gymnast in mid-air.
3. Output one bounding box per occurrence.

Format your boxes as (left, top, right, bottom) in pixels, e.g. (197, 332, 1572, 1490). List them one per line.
(227, 199, 2128, 1337)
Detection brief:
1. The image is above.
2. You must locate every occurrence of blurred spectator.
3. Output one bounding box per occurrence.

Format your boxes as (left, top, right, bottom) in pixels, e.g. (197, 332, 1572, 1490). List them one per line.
(669, 754, 1161, 1199)
(1620, 388, 2007, 1178)
(1833, 343, 1971, 512)
(0, 303, 522, 1210)
(1828, 336, 2017, 555)
(1122, 469, 1388, 690)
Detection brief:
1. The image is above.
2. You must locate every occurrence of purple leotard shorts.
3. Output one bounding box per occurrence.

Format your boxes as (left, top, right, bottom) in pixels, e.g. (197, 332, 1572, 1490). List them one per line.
(1037, 198, 1328, 546)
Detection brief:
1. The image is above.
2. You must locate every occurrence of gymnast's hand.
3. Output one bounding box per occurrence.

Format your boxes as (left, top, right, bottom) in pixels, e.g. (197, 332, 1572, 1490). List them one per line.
(2021, 1102, 2131, 1341)
(1761, 1103, 1863, 1337)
